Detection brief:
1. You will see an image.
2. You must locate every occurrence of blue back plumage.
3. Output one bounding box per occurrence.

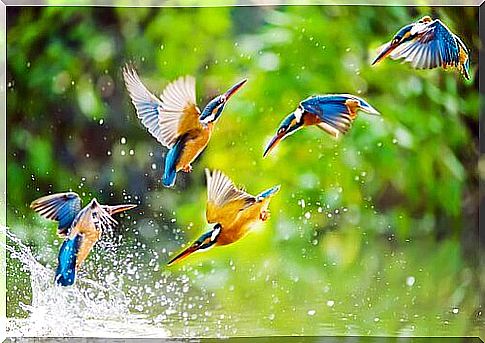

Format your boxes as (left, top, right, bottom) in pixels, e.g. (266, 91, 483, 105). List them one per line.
(162, 136, 186, 187)
(299, 95, 379, 136)
(306, 96, 348, 119)
(256, 185, 281, 202)
(302, 95, 378, 116)
(55, 235, 82, 286)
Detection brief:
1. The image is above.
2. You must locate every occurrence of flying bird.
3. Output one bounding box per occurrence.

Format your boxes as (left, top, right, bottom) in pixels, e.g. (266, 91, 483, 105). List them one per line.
(372, 16, 470, 79)
(263, 94, 379, 157)
(167, 169, 280, 265)
(123, 65, 247, 187)
(31, 192, 137, 286)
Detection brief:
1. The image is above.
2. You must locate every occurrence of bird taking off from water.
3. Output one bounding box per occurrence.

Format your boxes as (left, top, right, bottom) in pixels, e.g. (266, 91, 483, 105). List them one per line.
(123, 65, 247, 187)
(372, 16, 470, 79)
(167, 169, 280, 266)
(31, 192, 137, 286)
(263, 94, 379, 157)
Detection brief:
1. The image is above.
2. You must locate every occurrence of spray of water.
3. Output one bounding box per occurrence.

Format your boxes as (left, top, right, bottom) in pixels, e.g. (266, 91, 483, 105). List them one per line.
(3, 226, 171, 338)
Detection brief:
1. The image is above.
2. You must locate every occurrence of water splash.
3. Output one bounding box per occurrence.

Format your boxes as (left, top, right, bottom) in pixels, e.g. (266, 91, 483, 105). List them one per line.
(3, 226, 170, 338)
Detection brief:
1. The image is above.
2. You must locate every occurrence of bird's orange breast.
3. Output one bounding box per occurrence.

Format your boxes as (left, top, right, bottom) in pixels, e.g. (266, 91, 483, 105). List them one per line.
(176, 126, 213, 171)
(69, 209, 102, 268)
(75, 233, 99, 268)
(458, 46, 468, 67)
(303, 112, 322, 126)
(71, 222, 101, 268)
(216, 201, 266, 246)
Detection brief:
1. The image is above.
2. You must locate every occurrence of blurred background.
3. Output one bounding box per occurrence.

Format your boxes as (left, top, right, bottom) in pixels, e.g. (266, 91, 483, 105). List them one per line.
(6, 5, 482, 337)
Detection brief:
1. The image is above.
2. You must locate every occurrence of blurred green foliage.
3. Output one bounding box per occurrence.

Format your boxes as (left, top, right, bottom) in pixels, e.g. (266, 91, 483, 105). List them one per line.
(6, 6, 482, 336)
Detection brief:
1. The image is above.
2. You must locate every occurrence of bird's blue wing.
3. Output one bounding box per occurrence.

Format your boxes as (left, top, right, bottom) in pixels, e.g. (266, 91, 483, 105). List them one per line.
(55, 234, 82, 286)
(300, 96, 355, 136)
(31, 192, 82, 236)
(389, 19, 460, 70)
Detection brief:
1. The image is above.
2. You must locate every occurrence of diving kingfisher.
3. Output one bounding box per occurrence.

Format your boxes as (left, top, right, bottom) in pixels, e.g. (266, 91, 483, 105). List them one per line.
(167, 169, 280, 265)
(372, 16, 470, 79)
(122, 65, 247, 187)
(263, 94, 380, 157)
(31, 192, 137, 286)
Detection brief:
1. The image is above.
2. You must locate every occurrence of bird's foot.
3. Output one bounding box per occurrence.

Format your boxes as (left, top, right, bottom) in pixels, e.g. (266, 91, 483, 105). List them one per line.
(260, 210, 270, 221)
(182, 165, 193, 173)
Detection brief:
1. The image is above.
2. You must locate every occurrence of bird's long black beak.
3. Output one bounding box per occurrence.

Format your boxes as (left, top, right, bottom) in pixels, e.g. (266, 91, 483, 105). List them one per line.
(222, 78, 248, 101)
(104, 204, 137, 215)
(372, 42, 399, 65)
(167, 244, 200, 266)
(263, 131, 285, 158)
(263, 111, 302, 158)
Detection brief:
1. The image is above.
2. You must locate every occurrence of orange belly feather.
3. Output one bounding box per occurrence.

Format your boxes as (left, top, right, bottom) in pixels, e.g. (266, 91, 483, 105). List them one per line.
(216, 200, 267, 246)
(176, 126, 213, 171)
(70, 216, 101, 268)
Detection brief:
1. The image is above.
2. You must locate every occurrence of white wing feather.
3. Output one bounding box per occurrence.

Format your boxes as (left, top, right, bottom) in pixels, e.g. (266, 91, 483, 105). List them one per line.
(123, 66, 197, 149)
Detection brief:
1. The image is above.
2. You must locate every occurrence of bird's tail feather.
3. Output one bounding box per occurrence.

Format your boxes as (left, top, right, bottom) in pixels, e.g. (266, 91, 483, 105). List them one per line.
(162, 137, 186, 188)
(256, 185, 281, 202)
(55, 235, 81, 286)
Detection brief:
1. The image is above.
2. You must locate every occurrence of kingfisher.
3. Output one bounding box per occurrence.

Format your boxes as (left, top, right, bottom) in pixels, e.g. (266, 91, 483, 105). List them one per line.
(31, 192, 137, 286)
(167, 169, 280, 265)
(263, 94, 380, 157)
(372, 16, 470, 79)
(122, 65, 247, 187)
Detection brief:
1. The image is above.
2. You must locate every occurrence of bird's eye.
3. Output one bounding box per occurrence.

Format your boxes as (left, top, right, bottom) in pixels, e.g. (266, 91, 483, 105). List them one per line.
(392, 37, 400, 45)
(278, 127, 286, 135)
(220, 95, 226, 103)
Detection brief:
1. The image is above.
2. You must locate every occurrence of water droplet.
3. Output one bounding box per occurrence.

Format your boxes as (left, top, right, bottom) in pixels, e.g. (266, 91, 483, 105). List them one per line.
(406, 276, 415, 286)
(299, 199, 305, 208)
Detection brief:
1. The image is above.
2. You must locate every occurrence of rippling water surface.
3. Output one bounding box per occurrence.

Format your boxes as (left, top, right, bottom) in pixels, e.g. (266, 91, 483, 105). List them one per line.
(4, 225, 482, 339)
